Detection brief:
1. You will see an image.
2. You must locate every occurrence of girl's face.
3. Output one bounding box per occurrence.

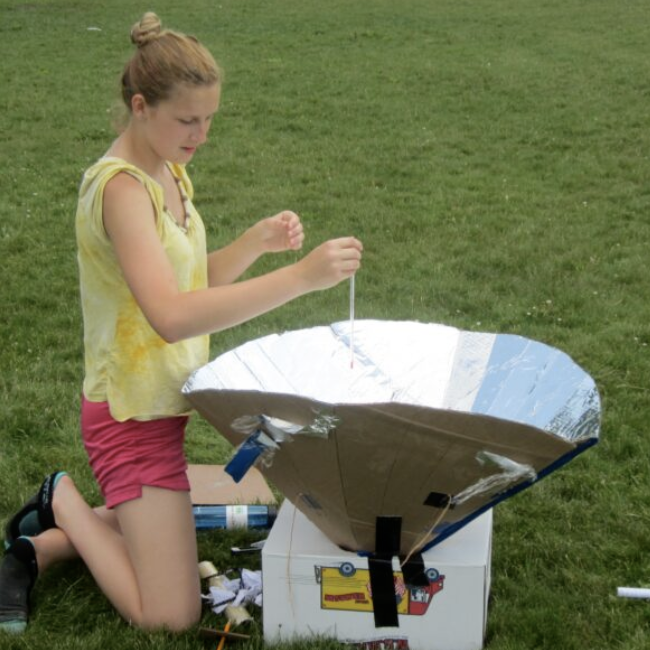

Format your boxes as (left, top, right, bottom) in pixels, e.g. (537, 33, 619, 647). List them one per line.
(136, 82, 221, 164)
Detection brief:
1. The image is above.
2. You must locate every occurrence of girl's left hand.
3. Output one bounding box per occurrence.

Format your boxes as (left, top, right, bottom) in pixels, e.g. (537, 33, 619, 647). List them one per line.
(254, 211, 305, 253)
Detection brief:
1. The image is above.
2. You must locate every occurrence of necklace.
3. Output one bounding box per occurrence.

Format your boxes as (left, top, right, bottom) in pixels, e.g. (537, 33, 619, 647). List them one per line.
(162, 171, 191, 233)
(173, 174, 192, 233)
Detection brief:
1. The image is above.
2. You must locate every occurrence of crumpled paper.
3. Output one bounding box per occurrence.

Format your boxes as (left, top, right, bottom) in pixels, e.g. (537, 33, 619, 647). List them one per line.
(203, 569, 263, 613)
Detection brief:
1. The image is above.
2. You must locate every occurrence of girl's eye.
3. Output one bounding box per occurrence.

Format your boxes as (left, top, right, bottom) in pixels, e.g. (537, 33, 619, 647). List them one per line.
(179, 115, 215, 125)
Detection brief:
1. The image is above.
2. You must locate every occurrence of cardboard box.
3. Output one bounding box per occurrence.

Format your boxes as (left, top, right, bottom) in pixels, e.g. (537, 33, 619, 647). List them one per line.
(263, 501, 492, 650)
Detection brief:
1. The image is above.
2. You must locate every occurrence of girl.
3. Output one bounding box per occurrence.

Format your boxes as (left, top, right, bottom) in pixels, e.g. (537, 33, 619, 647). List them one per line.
(0, 12, 362, 633)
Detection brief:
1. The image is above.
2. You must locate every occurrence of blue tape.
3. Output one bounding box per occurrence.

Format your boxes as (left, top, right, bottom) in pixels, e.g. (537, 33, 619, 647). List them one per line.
(225, 431, 266, 483)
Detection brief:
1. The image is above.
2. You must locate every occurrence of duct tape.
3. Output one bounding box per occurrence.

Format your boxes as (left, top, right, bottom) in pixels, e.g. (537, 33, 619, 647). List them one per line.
(367, 516, 402, 628)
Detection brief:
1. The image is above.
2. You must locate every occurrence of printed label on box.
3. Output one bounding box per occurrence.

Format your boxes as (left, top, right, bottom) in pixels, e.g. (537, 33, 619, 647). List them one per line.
(316, 562, 445, 616)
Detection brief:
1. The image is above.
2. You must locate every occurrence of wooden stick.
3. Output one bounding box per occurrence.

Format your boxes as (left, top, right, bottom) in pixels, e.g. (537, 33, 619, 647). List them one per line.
(198, 626, 250, 641)
(216, 621, 232, 650)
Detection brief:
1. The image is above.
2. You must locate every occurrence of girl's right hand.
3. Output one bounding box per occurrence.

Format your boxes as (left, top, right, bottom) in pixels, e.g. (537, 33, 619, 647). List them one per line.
(295, 237, 363, 291)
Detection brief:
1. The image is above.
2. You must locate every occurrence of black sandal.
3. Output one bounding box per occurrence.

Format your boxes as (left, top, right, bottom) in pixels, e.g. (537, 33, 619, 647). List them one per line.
(4, 472, 66, 549)
(0, 537, 38, 635)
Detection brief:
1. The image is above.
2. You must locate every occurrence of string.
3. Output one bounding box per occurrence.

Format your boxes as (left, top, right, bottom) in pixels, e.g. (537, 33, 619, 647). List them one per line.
(349, 275, 355, 369)
(400, 500, 451, 568)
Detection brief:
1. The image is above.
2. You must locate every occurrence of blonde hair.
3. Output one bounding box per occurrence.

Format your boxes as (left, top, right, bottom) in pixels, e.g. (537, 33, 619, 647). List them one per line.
(121, 12, 221, 109)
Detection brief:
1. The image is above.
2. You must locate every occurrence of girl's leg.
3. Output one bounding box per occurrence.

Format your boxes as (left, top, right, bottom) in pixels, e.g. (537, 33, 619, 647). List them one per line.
(35, 507, 119, 572)
(35, 475, 200, 630)
(115, 486, 201, 629)
(1, 500, 121, 633)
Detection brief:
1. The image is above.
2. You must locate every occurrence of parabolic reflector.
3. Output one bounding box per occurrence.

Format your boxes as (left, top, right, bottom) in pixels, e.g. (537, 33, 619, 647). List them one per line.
(183, 320, 600, 555)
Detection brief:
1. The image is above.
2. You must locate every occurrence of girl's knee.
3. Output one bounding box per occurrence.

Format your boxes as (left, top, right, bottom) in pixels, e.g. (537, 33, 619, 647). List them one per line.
(138, 597, 201, 632)
(169, 600, 202, 632)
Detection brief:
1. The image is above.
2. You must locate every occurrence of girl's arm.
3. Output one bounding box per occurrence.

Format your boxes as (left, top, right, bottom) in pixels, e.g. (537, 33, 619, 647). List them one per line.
(207, 210, 304, 287)
(103, 173, 362, 344)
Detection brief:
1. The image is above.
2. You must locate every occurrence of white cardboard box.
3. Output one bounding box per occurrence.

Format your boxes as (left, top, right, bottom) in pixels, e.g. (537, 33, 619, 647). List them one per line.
(263, 501, 492, 650)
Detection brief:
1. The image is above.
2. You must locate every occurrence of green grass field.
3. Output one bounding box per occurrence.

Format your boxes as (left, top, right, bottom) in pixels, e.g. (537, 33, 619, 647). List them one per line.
(1, 0, 650, 648)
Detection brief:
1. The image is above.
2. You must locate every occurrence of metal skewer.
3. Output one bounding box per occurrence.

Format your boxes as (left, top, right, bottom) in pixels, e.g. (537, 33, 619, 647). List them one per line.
(349, 274, 355, 369)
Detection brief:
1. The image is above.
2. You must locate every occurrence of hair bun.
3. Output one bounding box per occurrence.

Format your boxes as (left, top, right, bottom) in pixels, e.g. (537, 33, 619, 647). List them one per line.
(130, 12, 162, 48)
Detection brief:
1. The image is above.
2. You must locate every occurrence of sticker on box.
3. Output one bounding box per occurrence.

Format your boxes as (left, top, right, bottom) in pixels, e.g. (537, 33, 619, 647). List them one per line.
(316, 562, 445, 615)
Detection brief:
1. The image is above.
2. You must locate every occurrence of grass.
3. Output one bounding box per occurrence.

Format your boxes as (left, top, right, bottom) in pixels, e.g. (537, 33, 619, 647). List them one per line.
(1, 0, 650, 647)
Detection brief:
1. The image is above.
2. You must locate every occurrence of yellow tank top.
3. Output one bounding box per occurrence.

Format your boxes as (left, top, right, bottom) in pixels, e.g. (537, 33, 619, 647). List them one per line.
(76, 157, 209, 422)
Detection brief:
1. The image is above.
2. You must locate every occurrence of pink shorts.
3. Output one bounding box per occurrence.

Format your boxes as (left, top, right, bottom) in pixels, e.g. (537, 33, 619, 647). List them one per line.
(81, 396, 190, 509)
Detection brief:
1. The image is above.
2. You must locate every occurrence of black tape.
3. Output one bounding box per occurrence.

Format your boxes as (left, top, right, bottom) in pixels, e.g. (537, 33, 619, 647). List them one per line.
(401, 553, 428, 588)
(368, 556, 398, 628)
(368, 516, 403, 628)
(424, 491, 454, 509)
(375, 516, 402, 556)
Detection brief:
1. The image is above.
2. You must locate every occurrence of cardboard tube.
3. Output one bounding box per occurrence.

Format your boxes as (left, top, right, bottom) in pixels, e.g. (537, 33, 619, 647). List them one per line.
(618, 587, 650, 599)
(198, 561, 219, 580)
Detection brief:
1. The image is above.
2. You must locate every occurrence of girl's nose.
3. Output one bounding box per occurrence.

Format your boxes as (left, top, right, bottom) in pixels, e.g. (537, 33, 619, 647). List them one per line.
(192, 122, 209, 145)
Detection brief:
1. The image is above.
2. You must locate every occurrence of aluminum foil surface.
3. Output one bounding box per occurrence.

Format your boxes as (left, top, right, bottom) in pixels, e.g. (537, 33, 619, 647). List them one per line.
(184, 320, 600, 443)
(183, 320, 600, 553)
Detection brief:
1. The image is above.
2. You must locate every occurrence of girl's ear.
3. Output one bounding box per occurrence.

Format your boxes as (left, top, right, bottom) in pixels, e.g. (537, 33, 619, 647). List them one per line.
(131, 93, 147, 118)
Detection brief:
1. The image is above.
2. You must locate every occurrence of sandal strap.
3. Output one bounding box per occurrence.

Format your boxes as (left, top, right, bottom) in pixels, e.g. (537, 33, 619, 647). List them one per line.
(3, 472, 66, 548)
(36, 472, 66, 532)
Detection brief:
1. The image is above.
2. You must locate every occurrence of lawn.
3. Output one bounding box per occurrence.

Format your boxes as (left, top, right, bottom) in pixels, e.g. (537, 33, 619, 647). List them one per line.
(1, 0, 650, 648)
